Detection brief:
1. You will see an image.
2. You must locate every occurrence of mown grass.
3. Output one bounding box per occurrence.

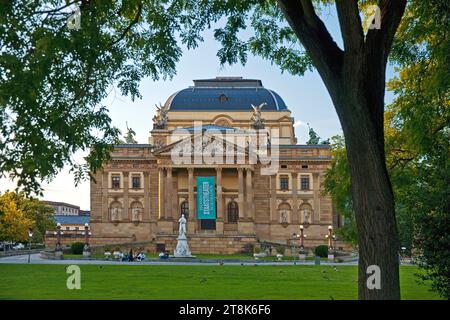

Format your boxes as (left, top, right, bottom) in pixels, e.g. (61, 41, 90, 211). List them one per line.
(0, 264, 441, 300)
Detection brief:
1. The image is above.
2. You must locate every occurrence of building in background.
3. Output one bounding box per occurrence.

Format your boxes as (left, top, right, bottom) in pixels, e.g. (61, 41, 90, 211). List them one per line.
(43, 201, 80, 216)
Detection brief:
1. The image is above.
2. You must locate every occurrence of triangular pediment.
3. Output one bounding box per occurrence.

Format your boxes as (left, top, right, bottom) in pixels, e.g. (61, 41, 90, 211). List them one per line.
(154, 131, 249, 158)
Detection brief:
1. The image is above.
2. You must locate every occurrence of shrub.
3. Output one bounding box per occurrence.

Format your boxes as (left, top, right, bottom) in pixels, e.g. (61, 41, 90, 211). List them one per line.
(314, 245, 329, 258)
(276, 246, 285, 255)
(71, 242, 84, 255)
(253, 246, 261, 254)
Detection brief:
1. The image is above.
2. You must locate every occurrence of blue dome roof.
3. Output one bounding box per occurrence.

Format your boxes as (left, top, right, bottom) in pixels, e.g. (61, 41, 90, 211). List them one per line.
(165, 77, 288, 111)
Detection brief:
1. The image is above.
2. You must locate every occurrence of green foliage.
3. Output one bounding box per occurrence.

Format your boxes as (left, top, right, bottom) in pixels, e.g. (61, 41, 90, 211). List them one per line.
(11, 192, 55, 243)
(314, 245, 329, 258)
(71, 242, 84, 255)
(0, 191, 34, 242)
(276, 246, 285, 255)
(323, 136, 357, 246)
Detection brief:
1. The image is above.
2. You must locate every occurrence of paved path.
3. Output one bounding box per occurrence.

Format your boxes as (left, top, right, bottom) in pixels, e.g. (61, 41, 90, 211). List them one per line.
(0, 253, 362, 266)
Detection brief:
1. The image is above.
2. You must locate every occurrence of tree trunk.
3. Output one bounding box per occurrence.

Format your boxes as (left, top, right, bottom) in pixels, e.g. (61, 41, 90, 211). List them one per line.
(276, 0, 406, 299)
(329, 65, 401, 299)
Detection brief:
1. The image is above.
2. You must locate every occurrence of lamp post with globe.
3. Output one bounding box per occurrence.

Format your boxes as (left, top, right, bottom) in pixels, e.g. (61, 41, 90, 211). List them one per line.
(291, 233, 300, 264)
(54, 223, 64, 259)
(82, 223, 92, 258)
(299, 225, 307, 261)
(325, 225, 335, 261)
(27, 229, 33, 264)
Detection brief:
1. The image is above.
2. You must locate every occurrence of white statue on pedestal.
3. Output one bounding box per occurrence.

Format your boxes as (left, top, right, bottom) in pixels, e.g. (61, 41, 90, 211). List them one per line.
(178, 214, 187, 236)
(174, 214, 193, 257)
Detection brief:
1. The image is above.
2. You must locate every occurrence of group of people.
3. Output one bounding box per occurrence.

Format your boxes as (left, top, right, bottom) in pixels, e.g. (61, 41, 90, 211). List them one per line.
(114, 249, 146, 262)
(159, 250, 170, 259)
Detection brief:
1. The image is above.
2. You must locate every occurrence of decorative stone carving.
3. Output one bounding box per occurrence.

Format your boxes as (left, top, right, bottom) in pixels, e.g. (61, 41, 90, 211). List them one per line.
(132, 206, 141, 223)
(153, 103, 169, 129)
(250, 102, 267, 129)
(110, 206, 121, 224)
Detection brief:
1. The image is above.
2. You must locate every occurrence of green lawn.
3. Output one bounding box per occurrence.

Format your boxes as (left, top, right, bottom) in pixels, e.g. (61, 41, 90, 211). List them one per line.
(0, 264, 441, 300)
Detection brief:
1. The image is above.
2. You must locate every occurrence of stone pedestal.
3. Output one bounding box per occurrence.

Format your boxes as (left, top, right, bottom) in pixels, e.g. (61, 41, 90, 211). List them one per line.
(173, 234, 194, 258)
(299, 253, 306, 261)
(328, 254, 334, 261)
(83, 244, 91, 258)
(54, 250, 63, 260)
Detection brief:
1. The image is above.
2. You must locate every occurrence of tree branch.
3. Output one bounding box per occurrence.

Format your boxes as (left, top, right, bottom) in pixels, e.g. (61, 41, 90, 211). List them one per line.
(335, 0, 364, 53)
(34, 1, 78, 14)
(276, 0, 344, 86)
(111, 3, 143, 46)
(366, 0, 407, 64)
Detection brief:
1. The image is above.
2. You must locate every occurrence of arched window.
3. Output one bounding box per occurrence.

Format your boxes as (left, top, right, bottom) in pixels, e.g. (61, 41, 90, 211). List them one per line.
(180, 201, 189, 219)
(227, 201, 239, 223)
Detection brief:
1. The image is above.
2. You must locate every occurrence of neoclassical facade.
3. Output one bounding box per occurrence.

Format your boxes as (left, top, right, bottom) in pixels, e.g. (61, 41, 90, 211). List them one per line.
(90, 77, 340, 254)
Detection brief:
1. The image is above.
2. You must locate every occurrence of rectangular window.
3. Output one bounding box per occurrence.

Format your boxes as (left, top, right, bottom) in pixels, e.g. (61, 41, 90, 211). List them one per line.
(132, 176, 141, 189)
(280, 176, 289, 190)
(112, 175, 120, 189)
(200, 219, 216, 230)
(301, 175, 310, 190)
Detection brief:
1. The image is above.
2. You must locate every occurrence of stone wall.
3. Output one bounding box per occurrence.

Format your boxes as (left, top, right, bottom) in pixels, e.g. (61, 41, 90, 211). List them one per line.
(155, 234, 257, 255)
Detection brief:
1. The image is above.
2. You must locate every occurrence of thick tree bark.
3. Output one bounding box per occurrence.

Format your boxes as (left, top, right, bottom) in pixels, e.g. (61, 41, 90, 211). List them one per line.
(277, 0, 407, 299)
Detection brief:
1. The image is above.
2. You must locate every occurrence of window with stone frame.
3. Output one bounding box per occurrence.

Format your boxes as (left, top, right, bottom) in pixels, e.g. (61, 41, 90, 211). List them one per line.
(280, 175, 289, 190)
(227, 201, 239, 223)
(132, 175, 141, 189)
(180, 201, 189, 219)
(300, 175, 310, 190)
(111, 175, 120, 189)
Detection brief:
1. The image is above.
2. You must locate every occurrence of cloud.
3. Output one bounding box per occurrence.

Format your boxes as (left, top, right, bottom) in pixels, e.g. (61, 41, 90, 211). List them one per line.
(293, 120, 306, 127)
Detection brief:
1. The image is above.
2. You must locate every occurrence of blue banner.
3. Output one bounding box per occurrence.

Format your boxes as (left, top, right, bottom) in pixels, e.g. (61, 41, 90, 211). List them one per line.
(197, 176, 216, 220)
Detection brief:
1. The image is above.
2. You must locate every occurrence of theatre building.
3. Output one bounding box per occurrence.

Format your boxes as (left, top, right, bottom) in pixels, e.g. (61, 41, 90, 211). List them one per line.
(90, 77, 340, 254)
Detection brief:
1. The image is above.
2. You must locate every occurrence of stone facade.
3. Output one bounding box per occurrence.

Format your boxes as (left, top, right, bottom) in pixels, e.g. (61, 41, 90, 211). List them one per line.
(89, 77, 343, 254)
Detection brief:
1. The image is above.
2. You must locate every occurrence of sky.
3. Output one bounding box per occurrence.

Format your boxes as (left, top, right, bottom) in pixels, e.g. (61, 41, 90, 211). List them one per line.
(0, 6, 396, 210)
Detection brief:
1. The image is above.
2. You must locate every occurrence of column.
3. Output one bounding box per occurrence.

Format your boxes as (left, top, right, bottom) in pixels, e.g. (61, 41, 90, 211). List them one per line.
(143, 172, 150, 221)
(102, 171, 109, 222)
(188, 168, 196, 234)
(166, 168, 173, 219)
(123, 172, 129, 221)
(237, 168, 245, 219)
(270, 174, 277, 223)
(216, 167, 224, 234)
(188, 168, 195, 219)
(313, 172, 320, 223)
(216, 168, 223, 219)
(292, 172, 299, 223)
(159, 168, 165, 219)
(245, 168, 254, 220)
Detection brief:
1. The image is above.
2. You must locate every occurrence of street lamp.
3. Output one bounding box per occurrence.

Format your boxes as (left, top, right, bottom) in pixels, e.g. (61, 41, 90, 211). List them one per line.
(325, 225, 334, 261)
(299, 225, 307, 261)
(82, 223, 92, 258)
(27, 229, 33, 264)
(55, 222, 63, 259)
(292, 233, 300, 264)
